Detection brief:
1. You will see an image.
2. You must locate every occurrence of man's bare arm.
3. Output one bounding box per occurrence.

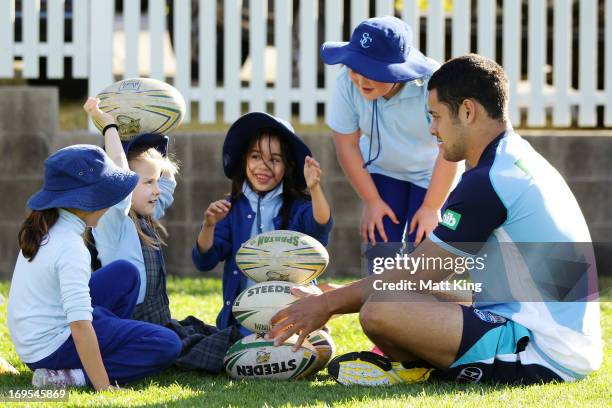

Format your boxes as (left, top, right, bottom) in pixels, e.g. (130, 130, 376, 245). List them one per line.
(269, 238, 462, 346)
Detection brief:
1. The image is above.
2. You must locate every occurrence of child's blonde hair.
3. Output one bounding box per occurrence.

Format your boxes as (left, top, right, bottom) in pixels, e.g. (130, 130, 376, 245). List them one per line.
(127, 146, 179, 248)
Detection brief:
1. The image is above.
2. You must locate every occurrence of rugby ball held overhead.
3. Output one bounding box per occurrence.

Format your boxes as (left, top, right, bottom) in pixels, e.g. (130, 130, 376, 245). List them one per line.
(235, 230, 329, 284)
(224, 333, 318, 380)
(232, 281, 298, 333)
(94, 77, 186, 140)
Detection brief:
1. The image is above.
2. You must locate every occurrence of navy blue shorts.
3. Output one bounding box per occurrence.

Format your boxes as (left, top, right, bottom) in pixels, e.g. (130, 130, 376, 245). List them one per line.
(365, 174, 427, 274)
(435, 306, 565, 384)
(27, 261, 181, 385)
(370, 173, 427, 245)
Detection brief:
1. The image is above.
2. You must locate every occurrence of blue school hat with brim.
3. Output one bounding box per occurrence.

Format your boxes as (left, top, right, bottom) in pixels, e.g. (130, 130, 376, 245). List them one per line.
(28, 144, 139, 212)
(320, 16, 438, 83)
(223, 112, 312, 189)
(122, 133, 169, 157)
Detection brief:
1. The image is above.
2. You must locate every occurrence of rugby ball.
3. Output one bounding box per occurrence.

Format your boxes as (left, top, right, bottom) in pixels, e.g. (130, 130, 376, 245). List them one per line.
(232, 281, 298, 333)
(305, 329, 336, 373)
(224, 333, 318, 380)
(94, 77, 186, 140)
(235, 230, 329, 284)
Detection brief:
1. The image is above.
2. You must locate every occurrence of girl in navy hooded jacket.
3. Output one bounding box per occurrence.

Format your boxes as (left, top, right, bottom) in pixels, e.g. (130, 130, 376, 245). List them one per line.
(192, 112, 333, 334)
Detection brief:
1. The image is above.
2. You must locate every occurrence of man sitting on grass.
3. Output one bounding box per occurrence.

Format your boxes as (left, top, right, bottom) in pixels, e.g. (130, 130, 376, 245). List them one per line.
(269, 54, 602, 385)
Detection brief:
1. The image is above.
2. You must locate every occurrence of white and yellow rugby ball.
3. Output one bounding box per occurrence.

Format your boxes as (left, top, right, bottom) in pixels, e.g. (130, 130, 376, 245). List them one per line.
(224, 333, 318, 380)
(232, 281, 298, 333)
(94, 77, 186, 140)
(305, 329, 336, 373)
(235, 230, 329, 284)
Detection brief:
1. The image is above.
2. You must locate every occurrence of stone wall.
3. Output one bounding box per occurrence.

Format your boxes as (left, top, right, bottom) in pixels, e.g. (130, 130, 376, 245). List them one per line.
(0, 87, 610, 279)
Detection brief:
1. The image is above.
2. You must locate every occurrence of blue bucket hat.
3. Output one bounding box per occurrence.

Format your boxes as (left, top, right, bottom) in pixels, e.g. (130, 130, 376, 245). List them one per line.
(223, 112, 312, 189)
(28, 145, 139, 212)
(122, 133, 169, 157)
(320, 16, 437, 83)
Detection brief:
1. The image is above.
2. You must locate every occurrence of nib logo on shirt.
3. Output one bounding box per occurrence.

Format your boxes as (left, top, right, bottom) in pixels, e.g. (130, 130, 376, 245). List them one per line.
(441, 209, 461, 230)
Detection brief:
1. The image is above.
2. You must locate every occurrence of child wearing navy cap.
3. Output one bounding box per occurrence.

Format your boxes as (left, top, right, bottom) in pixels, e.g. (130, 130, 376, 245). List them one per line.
(322, 16, 462, 249)
(7, 142, 181, 390)
(192, 112, 333, 334)
(83, 97, 179, 327)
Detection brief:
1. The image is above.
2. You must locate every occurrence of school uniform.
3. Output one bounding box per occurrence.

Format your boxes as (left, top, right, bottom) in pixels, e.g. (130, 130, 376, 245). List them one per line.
(321, 16, 463, 246)
(93, 177, 176, 326)
(327, 67, 437, 243)
(8, 145, 181, 387)
(192, 183, 333, 332)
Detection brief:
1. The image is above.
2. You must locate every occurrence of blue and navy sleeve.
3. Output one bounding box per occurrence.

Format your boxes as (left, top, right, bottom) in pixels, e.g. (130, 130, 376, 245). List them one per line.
(294, 202, 333, 246)
(192, 214, 233, 272)
(430, 167, 507, 256)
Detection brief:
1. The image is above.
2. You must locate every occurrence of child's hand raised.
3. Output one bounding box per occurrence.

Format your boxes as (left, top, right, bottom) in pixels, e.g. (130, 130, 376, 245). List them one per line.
(204, 199, 231, 227)
(304, 156, 323, 190)
(83, 97, 116, 128)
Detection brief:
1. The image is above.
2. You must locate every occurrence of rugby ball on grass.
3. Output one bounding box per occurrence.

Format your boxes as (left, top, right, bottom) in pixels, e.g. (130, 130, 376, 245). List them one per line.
(235, 230, 329, 284)
(232, 281, 298, 333)
(224, 333, 318, 380)
(305, 329, 336, 373)
(94, 77, 186, 140)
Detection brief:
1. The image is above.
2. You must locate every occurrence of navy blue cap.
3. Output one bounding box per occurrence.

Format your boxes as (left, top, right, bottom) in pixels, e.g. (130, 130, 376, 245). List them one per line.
(223, 112, 311, 189)
(121, 133, 169, 157)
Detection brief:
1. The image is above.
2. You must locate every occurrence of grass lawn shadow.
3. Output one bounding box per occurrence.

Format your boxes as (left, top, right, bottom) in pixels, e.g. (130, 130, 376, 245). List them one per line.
(111, 368, 525, 408)
(0, 278, 610, 407)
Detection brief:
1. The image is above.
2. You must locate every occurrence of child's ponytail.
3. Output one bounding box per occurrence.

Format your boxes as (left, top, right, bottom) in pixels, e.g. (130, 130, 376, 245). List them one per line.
(18, 209, 60, 261)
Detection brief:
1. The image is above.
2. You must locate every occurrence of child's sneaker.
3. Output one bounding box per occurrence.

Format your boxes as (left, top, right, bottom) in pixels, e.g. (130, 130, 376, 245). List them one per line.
(32, 368, 86, 388)
(327, 351, 434, 386)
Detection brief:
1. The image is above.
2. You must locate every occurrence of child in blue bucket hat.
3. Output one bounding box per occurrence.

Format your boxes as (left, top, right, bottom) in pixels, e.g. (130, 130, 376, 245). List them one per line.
(192, 112, 333, 334)
(322, 16, 462, 250)
(7, 142, 182, 390)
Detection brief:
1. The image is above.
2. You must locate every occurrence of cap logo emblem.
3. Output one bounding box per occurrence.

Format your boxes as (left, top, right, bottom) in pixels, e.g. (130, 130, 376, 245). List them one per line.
(360, 32, 372, 48)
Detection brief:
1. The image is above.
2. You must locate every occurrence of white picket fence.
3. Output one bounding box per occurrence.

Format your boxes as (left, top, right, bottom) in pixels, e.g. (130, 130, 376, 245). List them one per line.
(1, 0, 610, 128)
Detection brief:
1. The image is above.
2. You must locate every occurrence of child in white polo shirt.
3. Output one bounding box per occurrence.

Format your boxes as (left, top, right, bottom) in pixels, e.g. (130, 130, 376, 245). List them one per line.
(8, 143, 181, 390)
(322, 16, 462, 250)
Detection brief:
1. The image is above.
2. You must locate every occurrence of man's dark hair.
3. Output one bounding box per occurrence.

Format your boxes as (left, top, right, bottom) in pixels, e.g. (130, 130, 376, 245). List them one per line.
(428, 54, 509, 121)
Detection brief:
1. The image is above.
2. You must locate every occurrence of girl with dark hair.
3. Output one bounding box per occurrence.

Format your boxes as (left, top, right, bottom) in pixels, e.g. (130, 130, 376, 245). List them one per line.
(7, 140, 181, 390)
(192, 112, 333, 334)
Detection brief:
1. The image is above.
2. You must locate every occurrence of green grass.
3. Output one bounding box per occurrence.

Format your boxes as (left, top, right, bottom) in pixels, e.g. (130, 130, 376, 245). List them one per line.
(0, 277, 610, 407)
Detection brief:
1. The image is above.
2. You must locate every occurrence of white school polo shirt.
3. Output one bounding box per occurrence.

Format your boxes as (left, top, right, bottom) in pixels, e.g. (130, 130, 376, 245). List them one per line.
(326, 66, 439, 188)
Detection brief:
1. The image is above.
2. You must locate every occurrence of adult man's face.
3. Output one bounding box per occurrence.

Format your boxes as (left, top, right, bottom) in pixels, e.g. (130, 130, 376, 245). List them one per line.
(428, 89, 467, 162)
